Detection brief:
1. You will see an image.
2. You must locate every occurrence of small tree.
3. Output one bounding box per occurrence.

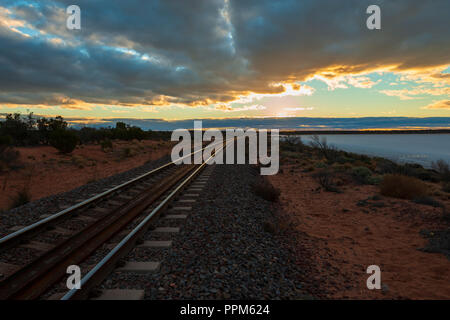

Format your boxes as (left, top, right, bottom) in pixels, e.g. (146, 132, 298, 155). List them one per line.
(310, 135, 338, 162)
(38, 116, 68, 145)
(432, 159, 450, 182)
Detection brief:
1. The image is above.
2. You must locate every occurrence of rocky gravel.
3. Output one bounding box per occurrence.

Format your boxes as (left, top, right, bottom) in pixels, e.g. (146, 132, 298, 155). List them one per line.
(99, 164, 311, 299)
(1, 155, 318, 299)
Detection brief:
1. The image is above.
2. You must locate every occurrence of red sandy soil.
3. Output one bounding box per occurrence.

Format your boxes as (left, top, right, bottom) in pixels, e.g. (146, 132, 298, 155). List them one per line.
(270, 163, 450, 300)
(0, 140, 173, 210)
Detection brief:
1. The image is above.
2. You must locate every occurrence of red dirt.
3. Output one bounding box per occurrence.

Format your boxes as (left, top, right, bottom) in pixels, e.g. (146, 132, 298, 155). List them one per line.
(269, 163, 450, 299)
(0, 140, 172, 210)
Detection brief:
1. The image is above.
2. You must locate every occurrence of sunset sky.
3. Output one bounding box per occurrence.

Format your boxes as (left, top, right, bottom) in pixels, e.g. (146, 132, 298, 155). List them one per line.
(0, 0, 449, 125)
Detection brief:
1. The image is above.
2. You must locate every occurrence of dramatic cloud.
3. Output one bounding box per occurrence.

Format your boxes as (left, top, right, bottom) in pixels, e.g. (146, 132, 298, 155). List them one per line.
(0, 0, 449, 108)
(423, 100, 450, 110)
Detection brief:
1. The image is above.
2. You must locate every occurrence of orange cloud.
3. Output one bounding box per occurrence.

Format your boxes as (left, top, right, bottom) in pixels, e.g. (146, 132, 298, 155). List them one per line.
(422, 100, 450, 110)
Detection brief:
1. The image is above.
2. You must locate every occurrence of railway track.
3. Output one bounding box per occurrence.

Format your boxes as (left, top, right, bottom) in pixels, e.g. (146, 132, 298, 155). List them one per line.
(0, 140, 228, 300)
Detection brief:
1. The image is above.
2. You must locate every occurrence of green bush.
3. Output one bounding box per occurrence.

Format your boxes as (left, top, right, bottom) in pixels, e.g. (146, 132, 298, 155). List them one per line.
(366, 175, 382, 185)
(351, 166, 373, 184)
(49, 129, 78, 154)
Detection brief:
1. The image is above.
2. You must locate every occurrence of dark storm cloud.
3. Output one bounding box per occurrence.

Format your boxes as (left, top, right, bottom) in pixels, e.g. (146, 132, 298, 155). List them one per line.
(0, 0, 449, 107)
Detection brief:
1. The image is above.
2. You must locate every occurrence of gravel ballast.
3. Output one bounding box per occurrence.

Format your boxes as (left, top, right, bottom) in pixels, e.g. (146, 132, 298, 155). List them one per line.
(99, 164, 309, 299)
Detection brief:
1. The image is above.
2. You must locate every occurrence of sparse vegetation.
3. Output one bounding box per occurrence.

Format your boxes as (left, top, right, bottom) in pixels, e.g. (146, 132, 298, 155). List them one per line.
(351, 166, 373, 184)
(0, 112, 172, 149)
(432, 159, 450, 182)
(313, 169, 339, 192)
(420, 228, 450, 258)
(309, 135, 339, 162)
(49, 129, 79, 154)
(281, 136, 304, 153)
(380, 174, 428, 199)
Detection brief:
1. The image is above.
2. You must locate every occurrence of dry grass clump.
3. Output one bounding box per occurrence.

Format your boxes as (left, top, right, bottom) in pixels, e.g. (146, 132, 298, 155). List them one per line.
(253, 179, 280, 202)
(313, 169, 339, 192)
(380, 174, 428, 199)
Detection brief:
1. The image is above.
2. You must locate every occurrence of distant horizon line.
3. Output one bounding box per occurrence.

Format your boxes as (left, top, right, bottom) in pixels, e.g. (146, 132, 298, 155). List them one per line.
(2, 113, 450, 131)
(2, 113, 450, 122)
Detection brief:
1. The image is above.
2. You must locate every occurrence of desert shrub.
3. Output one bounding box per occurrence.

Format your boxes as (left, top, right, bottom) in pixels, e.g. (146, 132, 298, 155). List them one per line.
(315, 161, 327, 169)
(351, 166, 373, 184)
(100, 139, 113, 152)
(432, 159, 450, 182)
(332, 163, 348, 173)
(313, 169, 339, 192)
(49, 129, 78, 154)
(380, 174, 428, 199)
(281, 150, 302, 160)
(335, 155, 354, 164)
(281, 136, 304, 153)
(253, 179, 280, 202)
(0, 113, 35, 145)
(122, 147, 134, 158)
(413, 196, 443, 208)
(366, 175, 382, 185)
(376, 159, 439, 182)
(10, 189, 31, 209)
(412, 167, 438, 182)
(376, 159, 400, 174)
(71, 155, 88, 168)
(309, 135, 339, 162)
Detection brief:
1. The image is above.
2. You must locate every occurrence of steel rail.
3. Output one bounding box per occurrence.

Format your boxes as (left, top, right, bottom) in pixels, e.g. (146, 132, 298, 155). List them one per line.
(0, 165, 196, 300)
(0, 139, 226, 249)
(61, 141, 228, 300)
